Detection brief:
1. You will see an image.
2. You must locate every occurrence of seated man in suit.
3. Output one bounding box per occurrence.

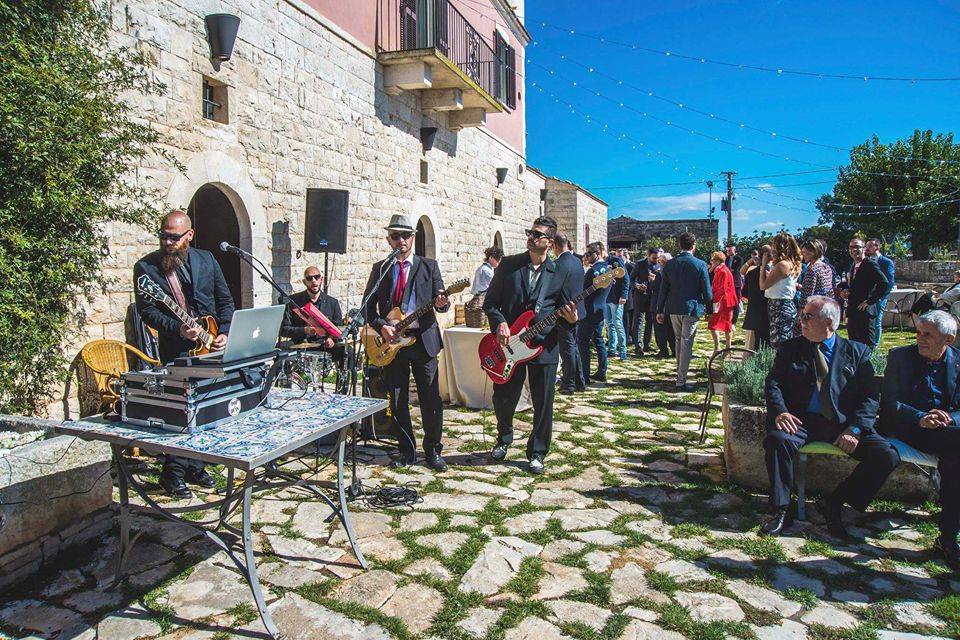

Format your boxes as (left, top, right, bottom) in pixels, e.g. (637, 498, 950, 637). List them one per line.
(280, 265, 345, 367)
(880, 310, 960, 570)
(762, 295, 900, 538)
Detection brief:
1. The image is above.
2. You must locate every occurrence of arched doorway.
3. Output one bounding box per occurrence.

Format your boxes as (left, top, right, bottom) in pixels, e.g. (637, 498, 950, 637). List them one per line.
(493, 231, 503, 250)
(187, 184, 242, 307)
(415, 215, 437, 259)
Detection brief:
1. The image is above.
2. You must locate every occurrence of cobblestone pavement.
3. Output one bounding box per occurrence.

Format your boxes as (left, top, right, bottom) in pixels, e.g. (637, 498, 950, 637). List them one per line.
(2, 329, 958, 639)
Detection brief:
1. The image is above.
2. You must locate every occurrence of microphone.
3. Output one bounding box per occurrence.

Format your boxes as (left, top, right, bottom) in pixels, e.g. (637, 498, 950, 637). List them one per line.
(385, 246, 402, 262)
(219, 241, 242, 255)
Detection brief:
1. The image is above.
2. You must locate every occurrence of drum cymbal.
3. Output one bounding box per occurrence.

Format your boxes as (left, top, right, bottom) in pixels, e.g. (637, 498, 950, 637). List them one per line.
(287, 342, 324, 350)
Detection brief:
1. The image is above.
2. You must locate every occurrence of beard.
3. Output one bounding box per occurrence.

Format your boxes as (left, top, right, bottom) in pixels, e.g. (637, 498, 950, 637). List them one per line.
(160, 247, 188, 274)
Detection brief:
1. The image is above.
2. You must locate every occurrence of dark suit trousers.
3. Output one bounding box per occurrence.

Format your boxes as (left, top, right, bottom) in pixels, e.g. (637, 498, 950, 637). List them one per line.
(654, 315, 674, 356)
(493, 361, 557, 460)
(901, 426, 960, 537)
(159, 344, 205, 481)
(384, 340, 443, 457)
(622, 308, 634, 346)
(764, 413, 899, 510)
(847, 308, 878, 348)
(558, 323, 583, 391)
(578, 310, 607, 382)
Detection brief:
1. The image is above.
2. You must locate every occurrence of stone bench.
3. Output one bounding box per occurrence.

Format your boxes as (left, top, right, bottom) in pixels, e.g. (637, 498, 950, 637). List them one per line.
(795, 439, 940, 519)
(722, 397, 937, 502)
(0, 415, 113, 593)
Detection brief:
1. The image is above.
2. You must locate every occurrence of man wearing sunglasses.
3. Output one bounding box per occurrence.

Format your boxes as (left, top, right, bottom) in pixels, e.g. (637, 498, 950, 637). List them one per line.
(134, 210, 234, 498)
(363, 214, 450, 471)
(280, 266, 344, 363)
(761, 296, 899, 539)
(483, 216, 579, 474)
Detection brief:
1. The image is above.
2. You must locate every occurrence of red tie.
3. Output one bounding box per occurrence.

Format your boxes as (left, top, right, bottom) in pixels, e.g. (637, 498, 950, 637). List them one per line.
(393, 261, 408, 307)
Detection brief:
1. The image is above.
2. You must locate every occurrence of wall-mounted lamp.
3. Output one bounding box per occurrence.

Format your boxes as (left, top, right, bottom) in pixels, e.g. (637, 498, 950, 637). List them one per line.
(205, 13, 241, 67)
(496, 167, 508, 186)
(420, 127, 437, 153)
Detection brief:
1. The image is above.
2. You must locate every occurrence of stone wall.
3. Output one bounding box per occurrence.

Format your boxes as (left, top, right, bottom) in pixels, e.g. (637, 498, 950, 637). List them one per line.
(538, 176, 608, 253)
(45, 0, 596, 417)
(0, 416, 113, 592)
(608, 216, 719, 248)
(894, 259, 960, 285)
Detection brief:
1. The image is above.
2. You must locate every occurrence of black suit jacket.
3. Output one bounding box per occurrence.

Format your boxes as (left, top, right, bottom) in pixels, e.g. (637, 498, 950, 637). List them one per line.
(879, 344, 960, 437)
(133, 247, 235, 364)
(363, 255, 448, 358)
(555, 251, 586, 323)
(484, 252, 569, 364)
(280, 290, 343, 342)
(845, 257, 889, 315)
(631, 258, 655, 309)
(765, 335, 878, 432)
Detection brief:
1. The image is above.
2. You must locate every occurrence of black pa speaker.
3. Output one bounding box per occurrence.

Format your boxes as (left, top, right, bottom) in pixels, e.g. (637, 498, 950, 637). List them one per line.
(304, 188, 349, 254)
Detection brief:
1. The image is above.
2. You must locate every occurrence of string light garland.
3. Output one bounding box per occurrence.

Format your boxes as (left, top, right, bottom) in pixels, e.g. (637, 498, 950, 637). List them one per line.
(743, 183, 960, 209)
(536, 22, 960, 83)
(739, 189, 960, 216)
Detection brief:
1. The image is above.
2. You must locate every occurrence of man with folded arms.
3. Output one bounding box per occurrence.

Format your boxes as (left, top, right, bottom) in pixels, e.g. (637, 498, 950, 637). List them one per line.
(762, 295, 900, 538)
(880, 310, 960, 570)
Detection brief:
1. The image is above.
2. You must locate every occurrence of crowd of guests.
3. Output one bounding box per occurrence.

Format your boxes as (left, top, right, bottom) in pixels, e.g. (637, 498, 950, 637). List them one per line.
(547, 230, 959, 571)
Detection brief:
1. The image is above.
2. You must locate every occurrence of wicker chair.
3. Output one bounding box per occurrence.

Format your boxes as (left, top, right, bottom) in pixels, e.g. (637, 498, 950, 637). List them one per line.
(78, 339, 160, 415)
(698, 347, 756, 444)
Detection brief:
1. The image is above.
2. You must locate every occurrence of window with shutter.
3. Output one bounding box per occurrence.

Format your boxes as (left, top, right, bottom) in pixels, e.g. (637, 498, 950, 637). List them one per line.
(493, 31, 506, 104)
(505, 44, 516, 109)
(400, 0, 418, 50)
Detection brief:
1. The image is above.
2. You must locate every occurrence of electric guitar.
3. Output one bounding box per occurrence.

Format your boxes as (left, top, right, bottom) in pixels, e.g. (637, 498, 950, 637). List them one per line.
(361, 278, 470, 367)
(478, 267, 624, 384)
(136, 274, 219, 356)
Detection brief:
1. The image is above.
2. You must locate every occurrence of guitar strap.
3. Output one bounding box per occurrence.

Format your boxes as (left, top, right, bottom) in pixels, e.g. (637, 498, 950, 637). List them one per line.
(532, 262, 553, 316)
(165, 271, 193, 316)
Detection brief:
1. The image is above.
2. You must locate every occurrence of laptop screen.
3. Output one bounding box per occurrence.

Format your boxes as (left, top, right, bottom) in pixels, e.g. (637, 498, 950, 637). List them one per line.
(220, 305, 286, 362)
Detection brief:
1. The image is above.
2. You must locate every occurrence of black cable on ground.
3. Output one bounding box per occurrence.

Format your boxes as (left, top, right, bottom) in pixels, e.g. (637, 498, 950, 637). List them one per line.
(356, 481, 422, 510)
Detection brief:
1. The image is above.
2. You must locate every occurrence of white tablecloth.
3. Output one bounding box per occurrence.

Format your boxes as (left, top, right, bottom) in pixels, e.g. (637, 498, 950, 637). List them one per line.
(438, 326, 531, 411)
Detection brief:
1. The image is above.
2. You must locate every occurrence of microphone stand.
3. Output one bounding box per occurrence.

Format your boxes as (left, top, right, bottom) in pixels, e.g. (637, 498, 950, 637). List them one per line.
(341, 251, 399, 499)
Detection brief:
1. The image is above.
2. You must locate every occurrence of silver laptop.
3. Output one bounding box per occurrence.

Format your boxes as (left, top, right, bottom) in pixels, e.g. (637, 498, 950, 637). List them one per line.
(201, 305, 286, 363)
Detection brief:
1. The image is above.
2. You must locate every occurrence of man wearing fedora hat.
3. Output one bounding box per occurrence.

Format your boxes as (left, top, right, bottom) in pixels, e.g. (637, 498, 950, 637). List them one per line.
(363, 214, 451, 470)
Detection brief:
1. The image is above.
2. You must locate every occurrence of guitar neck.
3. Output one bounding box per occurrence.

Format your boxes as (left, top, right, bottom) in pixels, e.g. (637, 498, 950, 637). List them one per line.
(395, 296, 442, 332)
(521, 283, 601, 339)
(160, 294, 211, 342)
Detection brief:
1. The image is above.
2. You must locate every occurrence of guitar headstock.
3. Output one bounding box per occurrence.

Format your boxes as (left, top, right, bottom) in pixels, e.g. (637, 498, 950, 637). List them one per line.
(594, 267, 626, 290)
(137, 274, 166, 302)
(443, 279, 471, 297)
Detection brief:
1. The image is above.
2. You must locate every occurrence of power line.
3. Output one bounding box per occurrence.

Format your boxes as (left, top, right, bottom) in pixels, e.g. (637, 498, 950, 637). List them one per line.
(537, 22, 960, 83)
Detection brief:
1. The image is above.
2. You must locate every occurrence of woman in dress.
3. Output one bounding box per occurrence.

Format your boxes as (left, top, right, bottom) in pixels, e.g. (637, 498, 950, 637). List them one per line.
(760, 233, 802, 349)
(740, 245, 771, 351)
(707, 251, 738, 353)
(798, 239, 835, 312)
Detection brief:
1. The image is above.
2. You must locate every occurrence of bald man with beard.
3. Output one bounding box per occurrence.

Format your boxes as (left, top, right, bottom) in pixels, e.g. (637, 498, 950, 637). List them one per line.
(134, 210, 235, 498)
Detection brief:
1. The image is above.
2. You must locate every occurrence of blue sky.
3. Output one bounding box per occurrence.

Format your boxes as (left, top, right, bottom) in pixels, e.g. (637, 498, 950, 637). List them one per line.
(523, 0, 960, 238)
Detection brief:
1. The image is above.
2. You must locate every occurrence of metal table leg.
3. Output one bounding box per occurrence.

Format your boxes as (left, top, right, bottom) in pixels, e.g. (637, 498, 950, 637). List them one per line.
(239, 473, 280, 638)
(337, 432, 367, 569)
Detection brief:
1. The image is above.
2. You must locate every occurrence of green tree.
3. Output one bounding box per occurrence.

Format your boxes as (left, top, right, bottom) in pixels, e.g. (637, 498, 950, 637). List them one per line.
(816, 130, 960, 259)
(0, 0, 171, 413)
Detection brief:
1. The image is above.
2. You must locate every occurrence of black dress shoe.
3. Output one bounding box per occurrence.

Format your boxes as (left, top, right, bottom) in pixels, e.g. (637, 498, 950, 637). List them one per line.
(425, 453, 448, 472)
(816, 495, 851, 540)
(489, 442, 508, 461)
(159, 474, 192, 499)
(760, 507, 793, 536)
(185, 468, 216, 488)
(391, 454, 417, 468)
(558, 388, 575, 396)
(936, 535, 960, 572)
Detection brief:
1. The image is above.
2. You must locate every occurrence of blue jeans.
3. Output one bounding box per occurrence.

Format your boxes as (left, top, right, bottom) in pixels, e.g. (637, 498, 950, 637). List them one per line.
(578, 310, 607, 382)
(605, 303, 627, 358)
(875, 298, 888, 344)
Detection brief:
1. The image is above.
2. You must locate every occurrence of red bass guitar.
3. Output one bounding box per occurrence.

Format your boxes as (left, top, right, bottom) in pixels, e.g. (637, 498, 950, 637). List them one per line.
(478, 267, 623, 384)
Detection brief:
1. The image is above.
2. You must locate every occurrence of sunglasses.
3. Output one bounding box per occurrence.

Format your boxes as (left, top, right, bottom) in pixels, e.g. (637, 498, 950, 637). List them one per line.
(389, 232, 414, 241)
(158, 230, 190, 242)
(305, 274, 322, 281)
(526, 229, 550, 240)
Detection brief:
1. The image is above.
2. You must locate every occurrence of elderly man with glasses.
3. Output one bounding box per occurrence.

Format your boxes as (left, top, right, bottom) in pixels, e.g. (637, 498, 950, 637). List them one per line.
(880, 310, 960, 570)
(761, 295, 900, 538)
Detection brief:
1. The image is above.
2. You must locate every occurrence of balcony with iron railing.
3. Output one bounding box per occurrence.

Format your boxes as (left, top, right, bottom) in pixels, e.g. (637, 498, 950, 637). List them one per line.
(377, 0, 516, 130)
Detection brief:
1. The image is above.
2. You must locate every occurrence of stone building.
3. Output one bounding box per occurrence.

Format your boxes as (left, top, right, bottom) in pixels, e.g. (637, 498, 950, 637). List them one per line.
(607, 215, 718, 251)
(531, 168, 608, 253)
(61, 0, 605, 415)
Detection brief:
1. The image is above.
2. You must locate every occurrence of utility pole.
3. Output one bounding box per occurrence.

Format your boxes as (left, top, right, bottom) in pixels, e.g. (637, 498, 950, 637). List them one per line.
(721, 171, 736, 243)
(706, 180, 714, 219)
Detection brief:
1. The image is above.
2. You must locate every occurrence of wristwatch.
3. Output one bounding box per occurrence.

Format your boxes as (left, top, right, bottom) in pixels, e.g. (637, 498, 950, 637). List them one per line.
(849, 426, 861, 436)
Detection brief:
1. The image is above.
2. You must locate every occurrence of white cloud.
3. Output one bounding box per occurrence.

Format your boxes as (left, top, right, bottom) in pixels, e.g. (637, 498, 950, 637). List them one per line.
(755, 221, 786, 229)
